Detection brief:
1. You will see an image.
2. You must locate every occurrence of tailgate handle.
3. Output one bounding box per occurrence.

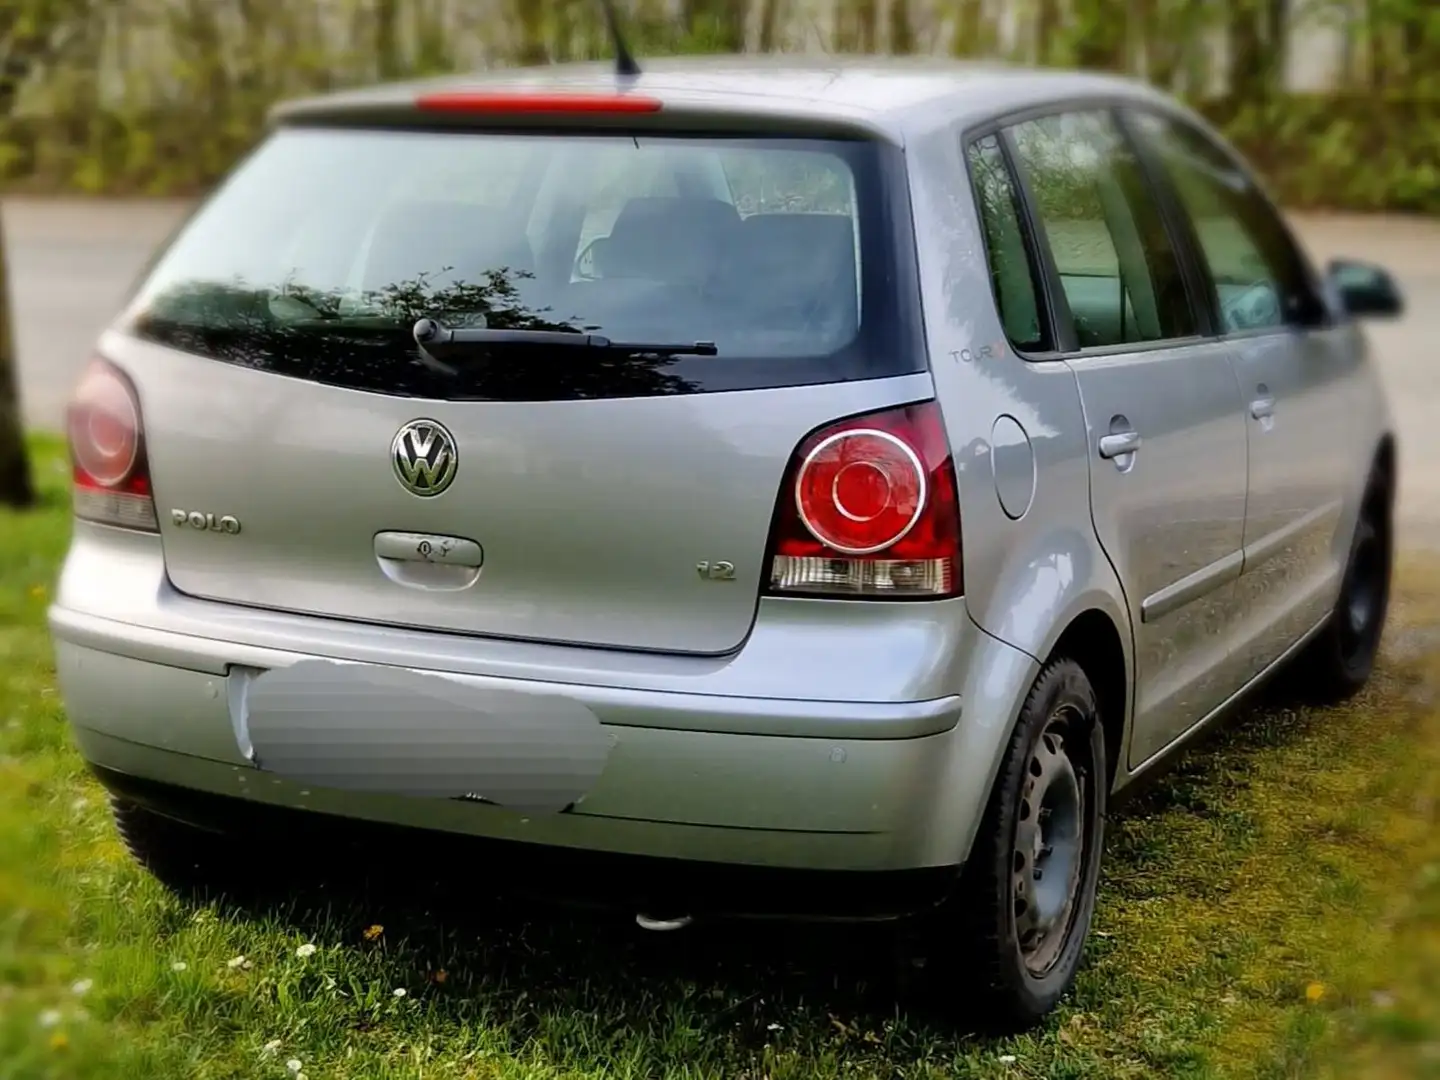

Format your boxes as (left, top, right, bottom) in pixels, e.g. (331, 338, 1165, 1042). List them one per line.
(375, 532, 484, 567)
(374, 532, 485, 592)
(374, 532, 486, 593)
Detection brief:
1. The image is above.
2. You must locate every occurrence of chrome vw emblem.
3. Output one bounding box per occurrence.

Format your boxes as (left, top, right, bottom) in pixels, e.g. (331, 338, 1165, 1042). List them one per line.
(391, 419, 458, 497)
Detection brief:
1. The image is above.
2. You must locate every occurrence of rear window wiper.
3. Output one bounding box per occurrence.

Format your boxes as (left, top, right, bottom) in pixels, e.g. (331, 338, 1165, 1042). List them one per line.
(413, 318, 718, 360)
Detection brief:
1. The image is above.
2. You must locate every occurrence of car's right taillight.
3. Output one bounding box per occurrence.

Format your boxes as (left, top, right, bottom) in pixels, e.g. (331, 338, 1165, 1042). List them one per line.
(66, 357, 159, 533)
(765, 400, 962, 599)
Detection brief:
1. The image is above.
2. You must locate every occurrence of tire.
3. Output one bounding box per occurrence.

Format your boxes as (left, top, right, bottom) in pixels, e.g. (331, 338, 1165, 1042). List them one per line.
(110, 796, 257, 896)
(919, 658, 1108, 1031)
(1291, 469, 1393, 704)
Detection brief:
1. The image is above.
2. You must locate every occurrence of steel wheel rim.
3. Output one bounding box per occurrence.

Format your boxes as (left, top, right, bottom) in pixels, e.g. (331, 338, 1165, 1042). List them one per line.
(1012, 706, 1087, 978)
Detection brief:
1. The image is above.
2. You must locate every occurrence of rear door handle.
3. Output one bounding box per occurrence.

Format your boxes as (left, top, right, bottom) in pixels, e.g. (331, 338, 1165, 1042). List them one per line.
(1098, 431, 1143, 460)
(1251, 382, 1275, 421)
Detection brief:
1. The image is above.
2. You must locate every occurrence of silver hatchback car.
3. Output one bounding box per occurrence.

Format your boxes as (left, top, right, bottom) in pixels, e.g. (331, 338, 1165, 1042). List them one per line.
(50, 57, 1403, 1026)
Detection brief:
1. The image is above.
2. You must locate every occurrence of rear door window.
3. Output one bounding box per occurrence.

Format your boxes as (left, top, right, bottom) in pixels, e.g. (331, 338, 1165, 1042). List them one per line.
(966, 133, 1048, 352)
(1003, 110, 1197, 350)
(124, 127, 922, 401)
(1124, 110, 1329, 334)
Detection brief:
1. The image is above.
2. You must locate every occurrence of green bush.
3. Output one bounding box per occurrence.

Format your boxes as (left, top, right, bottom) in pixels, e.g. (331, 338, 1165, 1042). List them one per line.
(1200, 95, 1440, 215)
(0, 0, 1434, 214)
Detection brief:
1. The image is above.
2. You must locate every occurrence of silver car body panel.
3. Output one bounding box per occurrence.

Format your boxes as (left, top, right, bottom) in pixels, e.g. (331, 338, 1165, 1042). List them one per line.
(52, 521, 1041, 870)
(1069, 338, 1251, 767)
(48, 59, 1396, 876)
(106, 332, 936, 655)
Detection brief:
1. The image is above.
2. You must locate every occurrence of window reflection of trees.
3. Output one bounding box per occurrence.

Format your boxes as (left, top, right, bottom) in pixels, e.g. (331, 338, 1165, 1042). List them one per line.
(128, 267, 701, 401)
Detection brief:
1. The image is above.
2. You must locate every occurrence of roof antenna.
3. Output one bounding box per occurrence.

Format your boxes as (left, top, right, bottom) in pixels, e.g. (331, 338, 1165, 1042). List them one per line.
(598, 0, 643, 79)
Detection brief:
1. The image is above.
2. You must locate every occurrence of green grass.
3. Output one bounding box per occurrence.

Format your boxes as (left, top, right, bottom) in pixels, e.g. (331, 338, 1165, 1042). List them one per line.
(2, 434, 1439, 1079)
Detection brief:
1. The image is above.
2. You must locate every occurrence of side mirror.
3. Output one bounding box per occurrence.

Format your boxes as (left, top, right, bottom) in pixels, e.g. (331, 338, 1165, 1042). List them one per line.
(1328, 258, 1405, 320)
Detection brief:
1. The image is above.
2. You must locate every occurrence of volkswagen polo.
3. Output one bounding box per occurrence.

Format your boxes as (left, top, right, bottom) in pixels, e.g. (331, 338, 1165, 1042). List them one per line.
(48, 55, 1404, 1026)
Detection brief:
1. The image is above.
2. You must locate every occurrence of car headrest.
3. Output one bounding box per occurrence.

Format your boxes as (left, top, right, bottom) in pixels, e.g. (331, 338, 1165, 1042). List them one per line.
(363, 201, 535, 293)
(599, 197, 741, 281)
(725, 213, 859, 315)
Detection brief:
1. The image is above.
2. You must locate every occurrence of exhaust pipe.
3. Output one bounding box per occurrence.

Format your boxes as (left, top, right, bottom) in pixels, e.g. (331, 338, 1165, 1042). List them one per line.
(635, 912, 693, 932)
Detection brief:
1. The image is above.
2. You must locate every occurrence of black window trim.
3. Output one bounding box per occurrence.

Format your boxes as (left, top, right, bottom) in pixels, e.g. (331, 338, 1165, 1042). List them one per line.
(1115, 102, 1338, 341)
(997, 124, 1080, 357)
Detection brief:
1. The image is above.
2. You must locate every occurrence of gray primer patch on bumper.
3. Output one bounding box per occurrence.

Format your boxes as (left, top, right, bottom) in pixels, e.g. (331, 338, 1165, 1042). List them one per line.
(245, 661, 610, 814)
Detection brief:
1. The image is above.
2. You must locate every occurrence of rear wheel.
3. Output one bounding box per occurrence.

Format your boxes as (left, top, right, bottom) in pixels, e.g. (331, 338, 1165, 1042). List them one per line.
(1291, 470, 1393, 703)
(920, 658, 1107, 1030)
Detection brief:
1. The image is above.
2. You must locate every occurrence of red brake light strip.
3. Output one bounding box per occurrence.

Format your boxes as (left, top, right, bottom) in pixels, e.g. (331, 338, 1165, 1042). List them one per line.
(415, 92, 663, 115)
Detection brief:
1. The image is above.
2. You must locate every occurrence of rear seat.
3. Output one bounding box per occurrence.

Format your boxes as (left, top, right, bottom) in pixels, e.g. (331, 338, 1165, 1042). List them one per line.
(593, 197, 742, 284)
(362, 201, 537, 293)
(719, 212, 859, 331)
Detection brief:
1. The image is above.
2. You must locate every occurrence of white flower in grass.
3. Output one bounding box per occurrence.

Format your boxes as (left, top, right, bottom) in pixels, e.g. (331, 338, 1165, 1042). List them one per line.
(999, 1055, 1018, 1065)
(286, 1059, 303, 1074)
(295, 943, 317, 959)
(172, 962, 188, 972)
(393, 987, 407, 998)
(71, 979, 93, 996)
(39, 1009, 62, 1028)
(262, 1039, 282, 1055)
(226, 955, 252, 970)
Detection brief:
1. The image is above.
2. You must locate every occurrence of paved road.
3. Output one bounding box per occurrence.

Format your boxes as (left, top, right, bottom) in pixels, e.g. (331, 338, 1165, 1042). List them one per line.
(7, 197, 1439, 546)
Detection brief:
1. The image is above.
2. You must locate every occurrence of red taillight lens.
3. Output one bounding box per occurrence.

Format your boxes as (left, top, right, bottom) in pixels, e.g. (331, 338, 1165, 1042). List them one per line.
(415, 91, 664, 115)
(766, 401, 962, 599)
(66, 358, 158, 532)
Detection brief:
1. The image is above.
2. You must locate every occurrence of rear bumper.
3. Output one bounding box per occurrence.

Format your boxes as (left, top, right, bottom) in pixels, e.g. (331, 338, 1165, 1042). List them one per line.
(56, 636, 961, 871)
(47, 524, 1037, 879)
(88, 764, 959, 920)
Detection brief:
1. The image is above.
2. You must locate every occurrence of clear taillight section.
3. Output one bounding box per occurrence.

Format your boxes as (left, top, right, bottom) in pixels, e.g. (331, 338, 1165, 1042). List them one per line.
(66, 358, 159, 532)
(766, 401, 962, 599)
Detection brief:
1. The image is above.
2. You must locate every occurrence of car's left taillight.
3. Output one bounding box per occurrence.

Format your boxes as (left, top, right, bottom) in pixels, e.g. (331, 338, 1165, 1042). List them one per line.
(66, 357, 159, 533)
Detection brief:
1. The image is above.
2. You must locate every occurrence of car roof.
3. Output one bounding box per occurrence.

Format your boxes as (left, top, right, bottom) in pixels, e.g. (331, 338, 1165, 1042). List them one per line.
(270, 55, 1169, 144)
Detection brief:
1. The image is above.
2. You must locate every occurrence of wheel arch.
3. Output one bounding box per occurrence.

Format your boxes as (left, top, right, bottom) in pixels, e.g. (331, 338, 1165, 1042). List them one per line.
(1046, 609, 1128, 791)
(1374, 432, 1398, 510)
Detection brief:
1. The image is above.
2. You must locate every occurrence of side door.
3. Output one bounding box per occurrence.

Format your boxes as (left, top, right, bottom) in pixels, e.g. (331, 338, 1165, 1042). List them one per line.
(1001, 109, 1251, 768)
(1126, 109, 1358, 682)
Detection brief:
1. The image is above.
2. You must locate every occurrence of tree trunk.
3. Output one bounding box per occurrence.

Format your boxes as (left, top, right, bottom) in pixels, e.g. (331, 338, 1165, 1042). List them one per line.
(1034, 0, 1061, 65)
(1227, 0, 1265, 99)
(758, 0, 784, 51)
(951, 0, 985, 57)
(1072, 0, 1129, 72)
(1226, 0, 1288, 98)
(1264, 0, 1289, 94)
(856, 0, 879, 52)
(0, 211, 34, 510)
(1365, 0, 1385, 93)
(511, 0, 549, 65)
(375, 0, 402, 78)
(684, 0, 748, 50)
(1397, 2, 1435, 92)
(888, 0, 915, 54)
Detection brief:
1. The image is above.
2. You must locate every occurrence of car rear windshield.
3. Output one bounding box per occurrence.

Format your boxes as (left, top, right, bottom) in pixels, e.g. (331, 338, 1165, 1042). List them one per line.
(123, 125, 925, 401)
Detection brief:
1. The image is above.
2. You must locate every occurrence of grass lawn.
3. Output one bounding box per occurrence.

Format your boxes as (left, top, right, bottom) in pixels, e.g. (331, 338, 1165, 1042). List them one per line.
(2, 434, 1439, 1079)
